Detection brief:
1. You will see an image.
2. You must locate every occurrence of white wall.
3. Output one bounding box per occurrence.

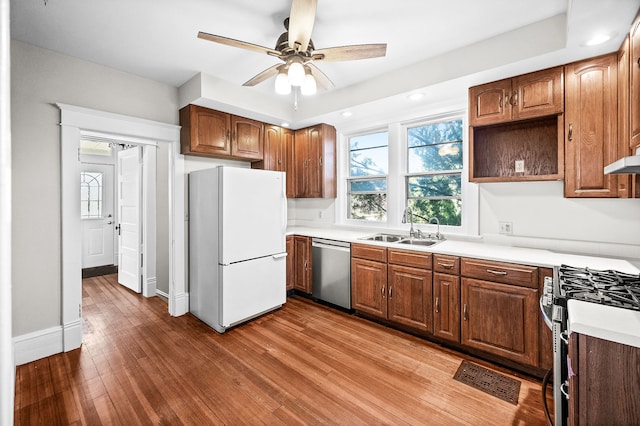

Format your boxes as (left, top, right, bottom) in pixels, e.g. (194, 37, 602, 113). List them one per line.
(11, 40, 179, 336)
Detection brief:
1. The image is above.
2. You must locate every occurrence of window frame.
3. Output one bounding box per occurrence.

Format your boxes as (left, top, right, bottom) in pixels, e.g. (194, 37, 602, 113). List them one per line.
(340, 109, 478, 236)
(346, 129, 389, 223)
(404, 116, 464, 226)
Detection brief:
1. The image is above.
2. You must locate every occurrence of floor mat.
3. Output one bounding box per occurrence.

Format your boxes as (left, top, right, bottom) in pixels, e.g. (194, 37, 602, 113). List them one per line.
(453, 360, 521, 405)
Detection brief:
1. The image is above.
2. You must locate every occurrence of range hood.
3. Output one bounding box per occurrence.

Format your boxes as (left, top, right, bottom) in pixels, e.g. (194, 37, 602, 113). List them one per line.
(604, 147, 640, 174)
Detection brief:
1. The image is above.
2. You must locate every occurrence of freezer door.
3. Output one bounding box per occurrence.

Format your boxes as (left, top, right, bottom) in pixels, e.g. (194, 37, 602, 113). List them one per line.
(220, 167, 287, 264)
(220, 254, 287, 328)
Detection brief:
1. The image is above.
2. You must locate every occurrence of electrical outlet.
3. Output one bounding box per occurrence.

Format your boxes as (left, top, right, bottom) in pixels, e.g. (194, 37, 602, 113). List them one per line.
(499, 221, 513, 235)
(515, 160, 525, 173)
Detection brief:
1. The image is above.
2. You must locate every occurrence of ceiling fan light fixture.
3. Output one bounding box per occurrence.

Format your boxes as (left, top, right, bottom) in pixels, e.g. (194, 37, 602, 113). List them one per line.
(287, 59, 306, 86)
(301, 71, 317, 96)
(275, 71, 291, 95)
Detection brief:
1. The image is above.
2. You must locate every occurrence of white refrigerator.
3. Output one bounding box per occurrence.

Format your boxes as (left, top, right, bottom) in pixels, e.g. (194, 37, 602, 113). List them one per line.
(189, 166, 287, 333)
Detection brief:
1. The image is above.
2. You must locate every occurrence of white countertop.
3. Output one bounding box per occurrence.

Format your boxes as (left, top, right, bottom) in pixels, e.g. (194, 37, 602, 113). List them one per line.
(288, 225, 640, 348)
(568, 300, 640, 348)
(288, 225, 640, 273)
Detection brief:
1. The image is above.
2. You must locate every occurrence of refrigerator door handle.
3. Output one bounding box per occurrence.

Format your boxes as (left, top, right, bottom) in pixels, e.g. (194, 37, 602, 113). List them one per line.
(282, 180, 287, 231)
(272, 253, 288, 259)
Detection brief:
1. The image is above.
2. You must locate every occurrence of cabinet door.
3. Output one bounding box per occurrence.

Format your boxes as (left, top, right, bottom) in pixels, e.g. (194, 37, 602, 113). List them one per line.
(294, 128, 309, 197)
(180, 105, 230, 156)
(433, 273, 460, 343)
(231, 115, 263, 160)
(511, 67, 564, 121)
(307, 125, 324, 198)
(293, 236, 311, 293)
(388, 265, 432, 332)
(282, 128, 295, 197)
(461, 278, 539, 366)
(260, 125, 282, 171)
(631, 13, 640, 149)
(565, 54, 618, 198)
(618, 36, 633, 198)
(468, 79, 512, 126)
(286, 236, 294, 291)
(351, 257, 387, 319)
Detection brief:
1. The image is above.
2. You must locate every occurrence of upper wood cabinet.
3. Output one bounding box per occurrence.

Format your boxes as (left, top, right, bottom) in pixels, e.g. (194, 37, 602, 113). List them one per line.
(469, 66, 564, 126)
(293, 124, 336, 198)
(630, 12, 640, 150)
(179, 104, 263, 161)
(180, 104, 231, 157)
(617, 36, 635, 199)
(564, 54, 619, 198)
(252, 125, 295, 197)
(230, 115, 263, 160)
(468, 67, 565, 183)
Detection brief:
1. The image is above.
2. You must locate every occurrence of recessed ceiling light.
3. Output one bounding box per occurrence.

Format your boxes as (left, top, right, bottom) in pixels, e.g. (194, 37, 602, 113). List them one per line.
(341, 111, 353, 118)
(407, 93, 425, 101)
(281, 122, 290, 127)
(585, 34, 612, 46)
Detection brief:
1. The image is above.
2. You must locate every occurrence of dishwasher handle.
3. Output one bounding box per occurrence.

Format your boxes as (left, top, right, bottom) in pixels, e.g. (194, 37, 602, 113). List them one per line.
(312, 239, 351, 253)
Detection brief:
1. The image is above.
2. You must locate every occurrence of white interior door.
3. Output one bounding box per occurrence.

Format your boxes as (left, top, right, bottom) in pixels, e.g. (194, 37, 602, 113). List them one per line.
(80, 163, 115, 268)
(117, 146, 142, 293)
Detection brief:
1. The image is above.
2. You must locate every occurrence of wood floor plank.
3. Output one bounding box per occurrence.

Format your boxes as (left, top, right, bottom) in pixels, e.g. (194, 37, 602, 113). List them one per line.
(15, 273, 552, 425)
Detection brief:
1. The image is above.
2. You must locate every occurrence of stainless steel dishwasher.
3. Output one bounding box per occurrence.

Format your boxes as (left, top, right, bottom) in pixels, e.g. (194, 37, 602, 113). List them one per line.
(311, 238, 351, 310)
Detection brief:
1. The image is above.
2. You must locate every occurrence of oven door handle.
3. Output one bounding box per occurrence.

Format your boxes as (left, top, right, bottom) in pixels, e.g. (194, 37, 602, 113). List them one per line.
(560, 381, 570, 400)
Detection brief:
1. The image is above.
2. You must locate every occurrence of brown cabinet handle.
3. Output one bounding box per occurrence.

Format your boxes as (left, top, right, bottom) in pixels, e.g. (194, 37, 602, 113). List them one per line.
(498, 95, 502, 108)
(637, 57, 640, 67)
(437, 262, 454, 269)
(381, 286, 386, 298)
(510, 91, 518, 106)
(568, 123, 573, 141)
(504, 94, 510, 107)
(319, 157, 323, 166)
(435, 297, 440, 313)
(389, 286, 392, 299)
(226, 130, 230, 142)
(304, 260, 308, 271)
(486, 269, 507, 276)
(463, 304, 468, 321)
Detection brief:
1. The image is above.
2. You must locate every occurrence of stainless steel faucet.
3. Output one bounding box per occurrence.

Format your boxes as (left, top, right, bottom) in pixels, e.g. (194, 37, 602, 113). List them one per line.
(402, 207, 421, 238)
(428, 217, 442, 240)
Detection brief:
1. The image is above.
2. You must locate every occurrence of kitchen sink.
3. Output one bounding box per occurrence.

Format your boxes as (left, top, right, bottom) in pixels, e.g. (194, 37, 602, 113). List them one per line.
(397, 239, 439, 246)
(360, 233, 443, 247)
(360, 233, 406, 242)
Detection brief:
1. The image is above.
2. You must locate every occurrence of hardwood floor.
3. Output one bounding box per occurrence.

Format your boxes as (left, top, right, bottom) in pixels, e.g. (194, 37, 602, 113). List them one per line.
(15, 274, 552, 425)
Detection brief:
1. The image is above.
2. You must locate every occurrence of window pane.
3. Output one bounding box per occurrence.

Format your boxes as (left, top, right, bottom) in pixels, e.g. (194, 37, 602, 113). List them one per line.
(350, 179, 387, 193)
(408, 119, 463, 173)
(80, 140, 112, 156)
(81, 171, 103, 218)
(408, 141, 463, 172)
(407, 175, 461, 198)
(408, 199, 462, 226)
(350, 132, 388, 177)
(349, 194, 387, 221)
(408, 120, 462, 147)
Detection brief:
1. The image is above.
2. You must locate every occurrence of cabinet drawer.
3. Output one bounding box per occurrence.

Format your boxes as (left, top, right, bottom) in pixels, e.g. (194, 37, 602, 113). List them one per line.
(461, 258, 538, 288)
(351, 243, 387, 262)
(388, 249, 432, 269)
(433, 254, 460, 275)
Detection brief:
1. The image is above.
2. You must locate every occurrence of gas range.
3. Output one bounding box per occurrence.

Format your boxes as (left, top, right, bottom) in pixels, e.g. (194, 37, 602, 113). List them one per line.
(540, 264, 640, 426)
(556, 264, 640, 310)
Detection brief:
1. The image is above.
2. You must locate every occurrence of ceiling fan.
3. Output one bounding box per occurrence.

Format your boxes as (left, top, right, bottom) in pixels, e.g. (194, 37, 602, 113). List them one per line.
(197, 0, 387, 95)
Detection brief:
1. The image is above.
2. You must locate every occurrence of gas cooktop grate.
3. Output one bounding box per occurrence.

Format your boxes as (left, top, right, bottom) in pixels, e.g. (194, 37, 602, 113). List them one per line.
(558, 265, 640, 311)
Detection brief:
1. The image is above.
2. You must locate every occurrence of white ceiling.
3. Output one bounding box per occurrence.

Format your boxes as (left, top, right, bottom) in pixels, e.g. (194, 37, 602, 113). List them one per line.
(10, 0, 640, 129)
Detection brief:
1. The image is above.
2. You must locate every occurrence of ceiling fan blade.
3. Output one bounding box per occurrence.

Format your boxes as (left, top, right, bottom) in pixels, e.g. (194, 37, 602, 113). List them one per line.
(242, 64, 282, 87)
(288, 0, 317, 52)
(198, 31, 281, 57)
(312, 44, 387, 62)
(307, 63, 334, 90)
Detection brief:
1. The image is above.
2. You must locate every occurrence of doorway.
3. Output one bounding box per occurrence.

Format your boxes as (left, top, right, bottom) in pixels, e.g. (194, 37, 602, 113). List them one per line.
(58, 103, 187, 353)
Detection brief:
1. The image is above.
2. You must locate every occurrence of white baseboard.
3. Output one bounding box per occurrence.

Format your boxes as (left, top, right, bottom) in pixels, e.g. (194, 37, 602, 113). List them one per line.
(170, 291, 189, 317)
(13, 326, 63, 366)
(143, 276, 157, 298)
(63, 319, 82, 352)
(156, 288, 169, 299)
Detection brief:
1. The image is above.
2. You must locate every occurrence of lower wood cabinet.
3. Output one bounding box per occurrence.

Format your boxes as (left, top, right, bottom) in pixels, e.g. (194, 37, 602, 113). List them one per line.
(351, 256, 387, 317)
(568, 333, 640, 425)
(286, 236, 294, 291)
(461, 277, 539, 366)
(293, 235, 312, 294)
(433, 272, 461, 342)
(388, 264, 432, 332)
